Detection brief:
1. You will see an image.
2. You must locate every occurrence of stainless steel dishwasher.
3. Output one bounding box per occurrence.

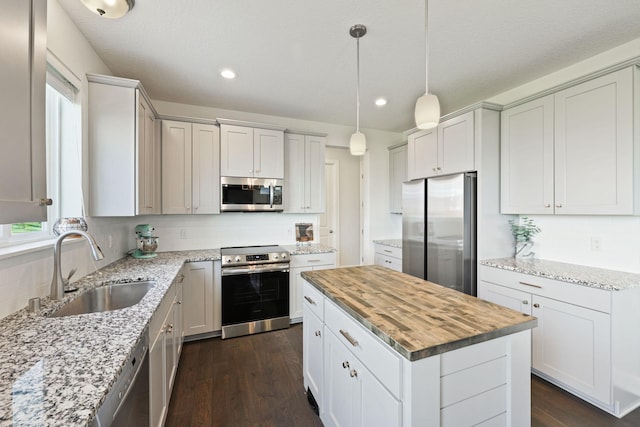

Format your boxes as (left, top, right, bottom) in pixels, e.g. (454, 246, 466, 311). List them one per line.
(92, 331, 149, 427)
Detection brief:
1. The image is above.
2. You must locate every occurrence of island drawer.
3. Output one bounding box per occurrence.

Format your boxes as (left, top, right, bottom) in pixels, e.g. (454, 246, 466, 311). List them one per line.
(302, 280, 324, 320)
(480, 265, 611, 313)
(325, 300, 402, 398)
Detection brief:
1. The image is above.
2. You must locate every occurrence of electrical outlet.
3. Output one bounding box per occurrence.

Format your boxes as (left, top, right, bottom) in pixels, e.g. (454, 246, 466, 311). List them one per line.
(180, 229, 187, 239)
(591, 237, 602, 251)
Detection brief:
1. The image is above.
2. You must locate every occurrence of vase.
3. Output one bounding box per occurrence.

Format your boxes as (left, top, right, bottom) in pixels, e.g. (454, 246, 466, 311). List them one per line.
(515, 240, 534, 258)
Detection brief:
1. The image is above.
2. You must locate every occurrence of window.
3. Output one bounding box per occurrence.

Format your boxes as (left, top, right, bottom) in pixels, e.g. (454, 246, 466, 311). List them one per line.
(0, 66, 82, 246)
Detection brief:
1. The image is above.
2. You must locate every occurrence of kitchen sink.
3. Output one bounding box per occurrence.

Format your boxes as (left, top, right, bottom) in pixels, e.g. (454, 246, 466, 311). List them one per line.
(50, 281, 155, 317)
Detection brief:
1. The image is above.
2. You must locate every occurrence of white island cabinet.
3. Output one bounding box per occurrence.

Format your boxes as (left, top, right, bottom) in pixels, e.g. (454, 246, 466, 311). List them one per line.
(302, 266, 536, 427)
(479, 260, 640, 418)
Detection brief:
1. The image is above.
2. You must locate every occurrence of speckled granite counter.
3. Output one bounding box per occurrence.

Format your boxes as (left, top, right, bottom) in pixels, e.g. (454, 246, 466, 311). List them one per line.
(481, 257, 640, 291)
(372, 239, 402, 248)
(283, 243, 336, 255)
(302, 265, 537, 361)
(0, 249, 219, 427)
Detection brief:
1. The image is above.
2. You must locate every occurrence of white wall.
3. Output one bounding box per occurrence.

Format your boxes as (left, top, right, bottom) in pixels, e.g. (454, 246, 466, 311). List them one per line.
(487, 36, 640, 273)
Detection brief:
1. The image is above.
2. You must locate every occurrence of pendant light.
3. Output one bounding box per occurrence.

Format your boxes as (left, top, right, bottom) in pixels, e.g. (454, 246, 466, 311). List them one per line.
(349, 24, 367, 156)
(80, 0, 135, 19)
(414, 0, 440, 130)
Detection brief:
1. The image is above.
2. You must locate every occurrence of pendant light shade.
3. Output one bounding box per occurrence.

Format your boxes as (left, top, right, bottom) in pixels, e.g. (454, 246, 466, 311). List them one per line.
(414, 0, 440, 130)
(80, 0, 134, 18)
(415, 93, 440, 130)
(349, 131, 366, 156)
(349, 24, 367, 156)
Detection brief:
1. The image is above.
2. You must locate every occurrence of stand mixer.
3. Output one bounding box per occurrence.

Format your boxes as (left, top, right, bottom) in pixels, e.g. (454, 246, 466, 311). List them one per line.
(132, 224, 159, 259)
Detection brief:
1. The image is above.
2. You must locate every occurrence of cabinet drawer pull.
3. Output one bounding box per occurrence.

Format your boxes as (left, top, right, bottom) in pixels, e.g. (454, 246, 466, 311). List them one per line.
(342, 361, 350, 369)
(304, 296, 316, 305)
(315, 330, 321, 337)
(339, 329, 359, 347)
(533, 303, 540, 308)
(518, 281, 542, 289)
(307, 259, 321, 263)
(350, 369, 358, 378)
(383, 249, 392, 253)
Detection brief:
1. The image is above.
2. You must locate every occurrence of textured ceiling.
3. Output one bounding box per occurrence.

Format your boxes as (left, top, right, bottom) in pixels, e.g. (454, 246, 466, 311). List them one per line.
(57, 0, 640, 132)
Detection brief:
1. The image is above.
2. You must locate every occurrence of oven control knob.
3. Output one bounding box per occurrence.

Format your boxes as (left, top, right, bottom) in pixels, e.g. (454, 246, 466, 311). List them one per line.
(224, 257, 231, 263)
(281, 253, 287, 260)
(235, 256, 241, 262)
(273, 254, 279, 260)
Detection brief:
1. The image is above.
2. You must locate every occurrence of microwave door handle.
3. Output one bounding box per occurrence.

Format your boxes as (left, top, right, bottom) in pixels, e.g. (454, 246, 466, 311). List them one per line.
(270, 185, 274, 208)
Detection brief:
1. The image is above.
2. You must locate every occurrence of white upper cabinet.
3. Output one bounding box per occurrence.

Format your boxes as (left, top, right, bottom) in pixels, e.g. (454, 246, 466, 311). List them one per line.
(388, 143, 407, 213)
(500, 95, 555, 214)
(407, 110, 475, 180)
(162, 120, 220, 214)
(88, 74, 160, 216)
(284, 133, 326, 213)
(501, 67, 637, 215)
(220, 122, 284, 179)
(0, 0, 48, 223)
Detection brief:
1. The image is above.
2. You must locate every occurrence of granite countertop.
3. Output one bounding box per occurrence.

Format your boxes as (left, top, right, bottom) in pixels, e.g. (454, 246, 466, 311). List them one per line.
(283, 243, 337, 255)
(373, 239, 402, 249)
(302, 265, 537, 361)
(0, 249, 220, 427)
(480, 257, 640, 291)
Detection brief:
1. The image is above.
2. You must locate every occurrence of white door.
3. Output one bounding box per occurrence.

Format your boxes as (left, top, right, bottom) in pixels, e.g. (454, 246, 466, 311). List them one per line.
(320, 160, 338, 254)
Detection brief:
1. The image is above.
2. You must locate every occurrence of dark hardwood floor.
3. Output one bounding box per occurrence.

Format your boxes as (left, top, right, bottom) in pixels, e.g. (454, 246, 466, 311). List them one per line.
(166, 325, 640, 427)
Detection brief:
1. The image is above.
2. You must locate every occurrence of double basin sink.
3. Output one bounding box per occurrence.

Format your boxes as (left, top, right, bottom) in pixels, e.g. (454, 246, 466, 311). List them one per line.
(50, 280, 155, 317)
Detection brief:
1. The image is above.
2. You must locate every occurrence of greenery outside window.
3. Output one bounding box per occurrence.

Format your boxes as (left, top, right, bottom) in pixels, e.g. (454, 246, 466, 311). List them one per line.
(0, 66, 82, 246)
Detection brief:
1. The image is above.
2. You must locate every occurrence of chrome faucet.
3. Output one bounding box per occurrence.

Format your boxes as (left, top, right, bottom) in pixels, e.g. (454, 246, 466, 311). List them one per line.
(50, 230, 105, 300)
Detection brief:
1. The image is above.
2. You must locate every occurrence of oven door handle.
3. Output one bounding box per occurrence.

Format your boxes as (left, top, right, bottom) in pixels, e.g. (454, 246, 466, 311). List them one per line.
(222, 264, 290, 276)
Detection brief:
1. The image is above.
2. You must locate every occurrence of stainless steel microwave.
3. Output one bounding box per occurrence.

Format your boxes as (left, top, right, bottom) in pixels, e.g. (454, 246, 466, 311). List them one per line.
(221, 177, 284, 212)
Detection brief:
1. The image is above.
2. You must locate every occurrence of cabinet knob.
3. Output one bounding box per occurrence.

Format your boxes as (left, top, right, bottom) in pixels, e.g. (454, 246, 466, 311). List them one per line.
(544, 204, 551, 208)
(533, 303, 540, 308)
(39, 198, 53, 206)
(350, 369, 358, 378)
(556, 204, 562, 208)
(436, 167, 441, 171)
(166, 323, 174, 333)
(315, 330, 321, 337)
(342, 361, 350, 369)
(522, 300, 529, 305)
(432, 167, 436, 171)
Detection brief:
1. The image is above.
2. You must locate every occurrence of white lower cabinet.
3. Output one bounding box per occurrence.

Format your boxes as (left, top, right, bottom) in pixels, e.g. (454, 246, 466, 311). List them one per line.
(303, 293, 324, 415)
(182, 261, 214, 337)
(477, 265, 640, 417)
(290, 252, 336, 323)
(149, 273, 184, 427)
(373, 244, 402, 272)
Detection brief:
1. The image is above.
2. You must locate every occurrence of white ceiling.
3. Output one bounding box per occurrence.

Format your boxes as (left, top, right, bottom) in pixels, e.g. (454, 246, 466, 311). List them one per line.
(57, 0, 640, 132)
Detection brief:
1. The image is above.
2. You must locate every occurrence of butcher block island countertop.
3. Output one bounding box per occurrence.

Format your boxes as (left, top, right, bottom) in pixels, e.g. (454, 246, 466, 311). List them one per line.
(302, 265, 537, 361)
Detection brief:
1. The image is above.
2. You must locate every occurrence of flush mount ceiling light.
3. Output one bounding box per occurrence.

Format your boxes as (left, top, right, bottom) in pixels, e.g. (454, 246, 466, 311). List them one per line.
(349, 24, 367, 156)
(375, 98, 388, 107)
(414, 0, 440, 130)
(80, 0, 134, 18)
(220, 69, 236, 79)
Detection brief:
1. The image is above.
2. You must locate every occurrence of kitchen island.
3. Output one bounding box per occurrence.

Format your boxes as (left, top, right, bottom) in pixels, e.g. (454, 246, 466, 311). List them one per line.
(301, 265, 537, 427)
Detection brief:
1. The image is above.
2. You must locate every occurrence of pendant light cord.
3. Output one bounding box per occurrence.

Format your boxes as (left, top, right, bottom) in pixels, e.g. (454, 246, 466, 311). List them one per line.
(356, 36, 361, 133)
(425, 0, 430, 95)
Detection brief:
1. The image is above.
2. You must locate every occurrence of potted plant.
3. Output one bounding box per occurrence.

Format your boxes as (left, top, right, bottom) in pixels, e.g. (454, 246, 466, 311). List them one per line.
(508, 217, 541, 258)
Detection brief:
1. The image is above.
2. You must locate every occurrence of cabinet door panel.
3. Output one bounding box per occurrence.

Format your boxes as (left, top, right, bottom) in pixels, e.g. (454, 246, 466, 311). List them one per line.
(162, 121, 192, 213)
(137, 94, 158, 214)
(303, 309, 324, 411)
(284, 133, 306, 212)
(554, 68, 633, 214)
(323, 329, 358, 427)
(220, 124, 254, 177)
(439, 111, 474, 174)
(306, 135, 326, 212)
(183, 262, 214, 336)
(408, 129, 438, 180)
(500, 95, 554, 214)
(149, 335, 166, 427)
(192, 124, 220, 214)
(254, 128, 284, 178)
(532, 295, 611, 403)
(359, 366, 402, 427)
(478, 281, 532, 315)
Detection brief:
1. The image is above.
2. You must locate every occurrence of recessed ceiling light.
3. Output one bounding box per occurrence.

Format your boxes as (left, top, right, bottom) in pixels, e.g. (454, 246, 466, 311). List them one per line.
(220, 69, 236, 79)
(375, 98, 388, 106)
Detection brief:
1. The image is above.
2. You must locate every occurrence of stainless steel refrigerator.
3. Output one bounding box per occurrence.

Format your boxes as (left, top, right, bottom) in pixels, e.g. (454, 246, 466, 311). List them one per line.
(402, 172, 477, 296)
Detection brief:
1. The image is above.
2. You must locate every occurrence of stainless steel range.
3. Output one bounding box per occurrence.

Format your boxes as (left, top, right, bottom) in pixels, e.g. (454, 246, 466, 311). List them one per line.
(220, 245, 290, 339)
